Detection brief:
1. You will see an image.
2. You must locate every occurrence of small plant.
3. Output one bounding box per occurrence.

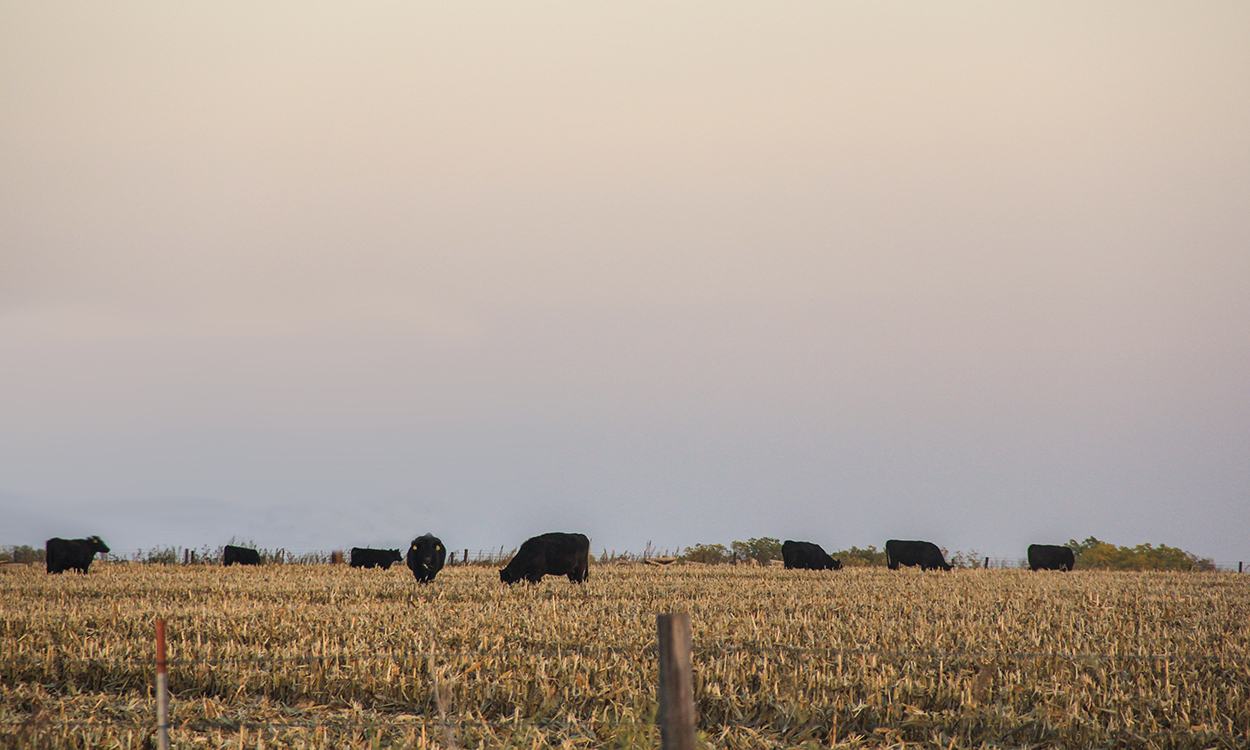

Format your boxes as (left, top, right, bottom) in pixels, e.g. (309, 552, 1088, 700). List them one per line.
(947, 549, 984, 569)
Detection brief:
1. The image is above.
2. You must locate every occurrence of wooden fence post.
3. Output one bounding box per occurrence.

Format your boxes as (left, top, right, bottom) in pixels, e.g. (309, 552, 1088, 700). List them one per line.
(155, 619, 169, 750)
(657, 612, 696, 750)
(983, 557, 989, 569)
(464, 549, 469, 565)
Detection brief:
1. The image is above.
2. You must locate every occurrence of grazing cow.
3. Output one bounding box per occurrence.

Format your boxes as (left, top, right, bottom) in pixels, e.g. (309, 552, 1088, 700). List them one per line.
(407, 534, 447, 583)
(223, 545, 261, 566)
(1027, 544, 1075, 572)
(782, 540, 843, 571)
(885, 539, 952, 571)
(350, 547, 403, 569)
(500, 532, 590, 584)
(45, 536, 110, 574)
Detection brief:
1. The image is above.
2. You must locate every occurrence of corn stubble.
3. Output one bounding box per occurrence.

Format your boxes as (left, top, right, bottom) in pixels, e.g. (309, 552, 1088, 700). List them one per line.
(2, 563, 1247, 748)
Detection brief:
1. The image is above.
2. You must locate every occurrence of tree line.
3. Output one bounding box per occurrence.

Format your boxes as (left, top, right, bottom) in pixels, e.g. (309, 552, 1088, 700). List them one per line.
(670, 536, 1217, 571)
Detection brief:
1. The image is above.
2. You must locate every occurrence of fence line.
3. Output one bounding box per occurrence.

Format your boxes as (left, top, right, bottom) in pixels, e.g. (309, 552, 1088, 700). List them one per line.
(80, 553, 1249, 564)
(6, 547, 1245, 571)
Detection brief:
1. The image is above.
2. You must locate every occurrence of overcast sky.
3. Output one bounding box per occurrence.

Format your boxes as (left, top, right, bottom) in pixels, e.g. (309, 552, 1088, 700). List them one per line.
(2, 2, 1247, 564)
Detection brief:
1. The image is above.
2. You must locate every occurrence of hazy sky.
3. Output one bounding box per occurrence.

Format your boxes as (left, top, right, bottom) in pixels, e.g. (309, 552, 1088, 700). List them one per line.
(3, 2, 1248, 563)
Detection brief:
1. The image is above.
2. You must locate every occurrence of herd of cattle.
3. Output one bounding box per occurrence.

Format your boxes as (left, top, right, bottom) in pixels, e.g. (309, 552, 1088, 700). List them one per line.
(41, 533, 1078, 581)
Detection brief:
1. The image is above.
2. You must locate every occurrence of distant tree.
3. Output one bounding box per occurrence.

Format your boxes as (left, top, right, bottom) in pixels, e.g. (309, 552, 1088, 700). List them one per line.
(731, 537, 782, 563)
(679, 543, 732, 565)
(0, 545, 45, 564)
(1067, 536, 1106, 560)
(831, 545, 888, 567)
(1067, 536, 1215, 571)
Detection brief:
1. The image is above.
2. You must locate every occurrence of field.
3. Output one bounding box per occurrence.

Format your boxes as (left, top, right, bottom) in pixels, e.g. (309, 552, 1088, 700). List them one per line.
(2, 562, 1248, 749)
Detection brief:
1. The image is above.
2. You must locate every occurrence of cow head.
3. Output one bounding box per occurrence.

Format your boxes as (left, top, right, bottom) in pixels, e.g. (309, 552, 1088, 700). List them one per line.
(87, 536, 110, 554)
(830, 558, 842, 570)
(408, 536, 442, 569)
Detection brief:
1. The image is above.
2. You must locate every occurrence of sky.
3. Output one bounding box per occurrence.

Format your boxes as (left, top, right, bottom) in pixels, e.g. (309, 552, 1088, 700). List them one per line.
(2, 2, 1248, 564)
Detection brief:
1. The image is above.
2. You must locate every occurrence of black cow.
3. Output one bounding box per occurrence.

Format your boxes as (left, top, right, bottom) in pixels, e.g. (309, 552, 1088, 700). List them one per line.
(1028, 544, 1075, 572)
(223, 545, 261, 566)
(407, 534, 447, 583)
(350, 547, 403, 569)
(500, 532, 590, 584)
(782, 540, 842, 571)
(46, 536, 110, 574)
(885, 539, 952, 571)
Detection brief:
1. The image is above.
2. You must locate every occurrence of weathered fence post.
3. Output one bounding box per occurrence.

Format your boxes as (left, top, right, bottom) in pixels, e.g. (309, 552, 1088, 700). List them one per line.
(155, 618, 169, 750)
(464, 549, 469, 565)
(983, 557, 989, 569)
(657, 612, 696, 750)
(1240, 561, 1243, 573)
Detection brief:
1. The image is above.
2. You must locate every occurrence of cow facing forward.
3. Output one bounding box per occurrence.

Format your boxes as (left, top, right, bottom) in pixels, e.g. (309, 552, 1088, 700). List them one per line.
(46, 536, 110, 574)
(782, 540, 843, 571)
(885, 539, 952, 571)
(223, 545, 261, 566)
(350, 547, 403, 570)
(407, 534, 447, 583)
(1027, 544, 1075, 572)
(500, 532, 589, 584)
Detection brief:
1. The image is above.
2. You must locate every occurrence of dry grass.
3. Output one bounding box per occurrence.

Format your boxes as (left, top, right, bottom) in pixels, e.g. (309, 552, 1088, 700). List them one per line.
(2, 562, 1248, 748)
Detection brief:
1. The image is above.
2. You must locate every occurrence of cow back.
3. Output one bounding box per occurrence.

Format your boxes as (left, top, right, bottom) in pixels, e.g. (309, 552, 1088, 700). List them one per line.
(500, 532, 589, 584)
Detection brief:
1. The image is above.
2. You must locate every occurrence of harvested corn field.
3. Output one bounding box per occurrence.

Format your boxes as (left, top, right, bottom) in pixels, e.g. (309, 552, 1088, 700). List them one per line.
(2, 563, 1248, 749)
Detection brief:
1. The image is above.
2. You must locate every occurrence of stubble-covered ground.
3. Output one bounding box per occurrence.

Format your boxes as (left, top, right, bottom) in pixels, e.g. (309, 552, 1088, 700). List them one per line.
(3, 562, 1248, 748)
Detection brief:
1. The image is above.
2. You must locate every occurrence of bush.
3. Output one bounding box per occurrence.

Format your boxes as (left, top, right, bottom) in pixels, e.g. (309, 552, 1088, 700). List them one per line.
(678, 543, 732, 565)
